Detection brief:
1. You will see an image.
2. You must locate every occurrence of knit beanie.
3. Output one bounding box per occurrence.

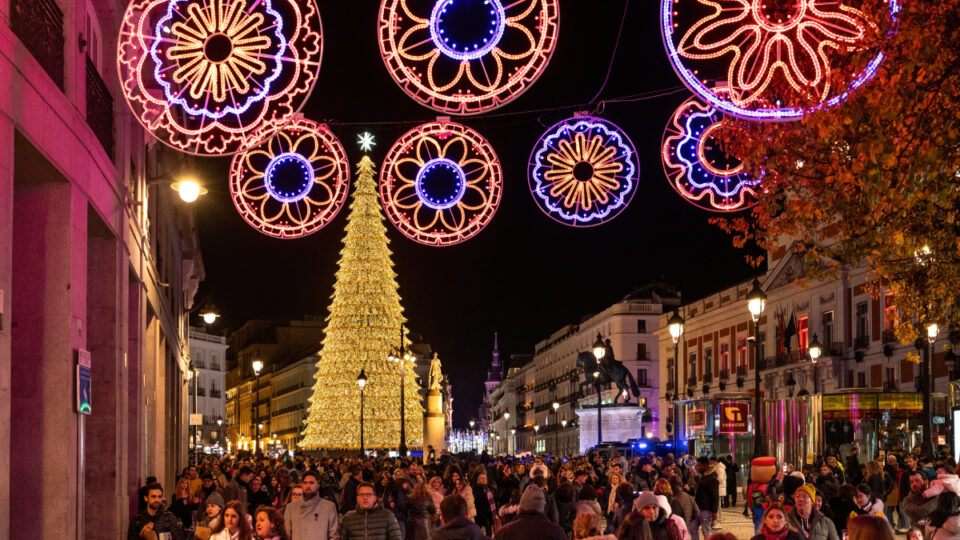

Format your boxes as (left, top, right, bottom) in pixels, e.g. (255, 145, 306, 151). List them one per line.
(634, 491, 659, 512)
(783, 474, 804, 497)
(519, 484, 546, 513)
(205, 491, 224, 508)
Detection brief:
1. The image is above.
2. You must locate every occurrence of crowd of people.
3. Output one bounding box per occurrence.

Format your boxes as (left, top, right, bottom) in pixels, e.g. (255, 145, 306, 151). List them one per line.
(127, 446, 960, 540)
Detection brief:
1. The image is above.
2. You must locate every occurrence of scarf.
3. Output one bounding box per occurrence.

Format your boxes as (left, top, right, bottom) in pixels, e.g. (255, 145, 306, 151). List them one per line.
(761, 525, 790, 540)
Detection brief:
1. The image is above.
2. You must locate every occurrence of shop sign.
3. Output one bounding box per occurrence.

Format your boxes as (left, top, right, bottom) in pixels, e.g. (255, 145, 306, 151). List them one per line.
(823, 393, 878, 420)
(877, 393, 923, 417)
(717, 400, 750, 434)
(687, 408, 707, 432)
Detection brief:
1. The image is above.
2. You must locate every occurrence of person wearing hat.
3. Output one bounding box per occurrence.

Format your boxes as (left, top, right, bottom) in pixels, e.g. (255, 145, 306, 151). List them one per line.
(633, 491, 685, 540)
(786, 484, 839, 540)
(493, 485, 565, 540)
(194, 492, 225, 540)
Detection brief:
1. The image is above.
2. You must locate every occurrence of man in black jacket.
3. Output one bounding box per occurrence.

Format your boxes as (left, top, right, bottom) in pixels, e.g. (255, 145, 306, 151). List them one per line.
(339, 483, 402, 540)
(128, 482, 188, 540)
(724, 456, 740, 507)
(433, 495, 490, 540)
(341, 465, 364, 514)
(494, 485, 565, 540)
(692, 458, 719, 540)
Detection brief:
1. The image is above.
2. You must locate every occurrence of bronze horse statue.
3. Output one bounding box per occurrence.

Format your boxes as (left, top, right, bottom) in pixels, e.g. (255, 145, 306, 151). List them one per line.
(576, 344, 640, 404)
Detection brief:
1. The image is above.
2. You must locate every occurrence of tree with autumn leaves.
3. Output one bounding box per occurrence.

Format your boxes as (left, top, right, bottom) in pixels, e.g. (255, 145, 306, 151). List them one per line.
(717, 0, 960, 343)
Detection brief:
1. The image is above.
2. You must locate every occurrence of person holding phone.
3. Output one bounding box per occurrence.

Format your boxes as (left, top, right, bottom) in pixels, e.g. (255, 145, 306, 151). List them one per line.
(127, 482, 188, 540)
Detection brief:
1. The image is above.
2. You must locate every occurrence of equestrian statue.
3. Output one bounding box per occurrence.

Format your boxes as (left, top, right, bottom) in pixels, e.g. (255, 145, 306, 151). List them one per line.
(576, 339, 640, 404)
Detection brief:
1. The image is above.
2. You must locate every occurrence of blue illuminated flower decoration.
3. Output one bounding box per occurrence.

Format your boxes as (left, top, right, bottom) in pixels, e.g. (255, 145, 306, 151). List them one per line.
(230, 118, 350, 238)
(378, 0, 559, 115)
(528, 116, 640, 227)
(380, 121, 502, 246)
(118, 0, 324, 155)
(661, 91, 762, 212)
(660, 0, 899, 120)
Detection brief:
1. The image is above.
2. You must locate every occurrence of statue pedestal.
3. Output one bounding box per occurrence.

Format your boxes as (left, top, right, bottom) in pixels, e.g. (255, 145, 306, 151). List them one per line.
(575, 406, 648, 454)
(424, 389, 445, 462)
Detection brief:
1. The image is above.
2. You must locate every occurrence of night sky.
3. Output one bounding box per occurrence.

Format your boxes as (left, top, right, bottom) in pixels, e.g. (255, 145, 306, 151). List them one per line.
(193, 0, 762, 427)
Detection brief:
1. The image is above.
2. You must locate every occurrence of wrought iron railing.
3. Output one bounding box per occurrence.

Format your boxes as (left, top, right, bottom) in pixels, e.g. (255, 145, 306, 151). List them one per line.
(11, 0, 64, 88)
(854, 335, 870, 350)
(85, 56, 114, 158)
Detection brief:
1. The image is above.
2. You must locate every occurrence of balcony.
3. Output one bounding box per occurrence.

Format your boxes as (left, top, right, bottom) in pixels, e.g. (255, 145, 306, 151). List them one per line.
(85, 56, 114, 158)
(636, 353, 651, 362)
(11, 0, 64, 88)
(687, 376, 697, 387)
(702, 373, 713, 383)
(719, 369, 729, 380)
(854, 335, 870, 350)
(665, 381, 674, 391)
(736, 365, 748, 377)
(882, 330, 897, 344)
(210, 389, 222, 398)
(197, 387, 206, 397)
(827, 342, 844, 356)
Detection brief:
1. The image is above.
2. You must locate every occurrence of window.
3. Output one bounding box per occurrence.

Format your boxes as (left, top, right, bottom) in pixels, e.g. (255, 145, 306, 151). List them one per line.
(857, 372, 866, 388)
(636, 342, 647, 361)
(720, 343, 730, 373)
(884, 294, 897, 341)
(638, 369, 648, 387)
(737, 338, 747, 369)
(704, 348, 713, 377)
(536, 439, 545, 453)
(856, 302, 868, 339)
(797, 316, 809, 352)
(667, 358, 675, 387)
(688, 352, 697, 382)
(822, 311, 834, 349)
(84, 0, 103, 71)
(637, 319, 647, 333)
(758, 332, 766, 361)
(886, 366, 895, 385)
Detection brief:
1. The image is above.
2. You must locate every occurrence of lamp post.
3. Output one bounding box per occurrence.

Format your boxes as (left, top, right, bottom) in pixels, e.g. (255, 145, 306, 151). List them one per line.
(747, 278, 767, 457)
(922, 323, 939, 457)
(668, 311, 684, 451)
(809, 334, 822, 393)
(592, 333, 606, 448)
(357, 369, 368, 456)
(552, 399, 560, 455)
(217, 418, 223, 452)
(388, 325, 412, 457)
(561, 418, 568, 456)
(503, 412, 510, 455)
(534, 424, 540, 452)
(251, 355, 263, 457)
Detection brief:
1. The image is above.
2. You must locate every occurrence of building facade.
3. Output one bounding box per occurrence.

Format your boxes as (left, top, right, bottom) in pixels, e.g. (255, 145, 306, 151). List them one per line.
(655, 243, 955, 471)
(189, 327, 228, 452)
(224, 318, 325, 454)
(0, 0, 204, 533)
(486, 284, 680, 456)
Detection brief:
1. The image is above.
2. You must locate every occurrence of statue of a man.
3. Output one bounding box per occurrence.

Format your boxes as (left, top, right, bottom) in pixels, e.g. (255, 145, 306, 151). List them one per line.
(428, 352, 443, 390)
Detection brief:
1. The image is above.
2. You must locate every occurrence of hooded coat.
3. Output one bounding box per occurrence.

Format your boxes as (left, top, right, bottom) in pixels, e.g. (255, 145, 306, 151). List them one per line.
(786, 508, 839, 540)
(926, 515, 960, 540)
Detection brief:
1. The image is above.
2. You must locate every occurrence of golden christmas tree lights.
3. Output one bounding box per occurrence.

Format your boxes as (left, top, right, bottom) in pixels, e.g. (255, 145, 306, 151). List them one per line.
(300, 155, 424, 451)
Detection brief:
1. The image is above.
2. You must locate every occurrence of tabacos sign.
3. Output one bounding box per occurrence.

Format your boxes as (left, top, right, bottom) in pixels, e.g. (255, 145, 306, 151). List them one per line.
(717, 401, 750, 434)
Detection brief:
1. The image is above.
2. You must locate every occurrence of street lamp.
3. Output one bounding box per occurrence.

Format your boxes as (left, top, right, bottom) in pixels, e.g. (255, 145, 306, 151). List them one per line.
(592, 332, 606, 448)
(357, 369, 368, 456)
(217, 418, 223, 450)
(387, 325, 412, 456)
(922, 322, 940, 456)
(747, 278, 767, 457)
(469, 419, 476, 430)
(169, 177, 209, 203)
(503, 412, 511, 455)
(667, 310, 685, 454)
(809, 334, 823, 393)
(252, 355, 263, 457)
(560, 418, 568, 456)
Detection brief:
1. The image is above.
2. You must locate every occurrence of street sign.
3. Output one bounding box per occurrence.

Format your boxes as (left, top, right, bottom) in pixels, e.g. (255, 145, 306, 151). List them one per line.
(77, 349, 91, 414)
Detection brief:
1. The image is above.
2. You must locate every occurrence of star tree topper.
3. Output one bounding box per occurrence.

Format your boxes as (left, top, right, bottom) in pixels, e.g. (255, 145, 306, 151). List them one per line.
(358, 132, 376, 152)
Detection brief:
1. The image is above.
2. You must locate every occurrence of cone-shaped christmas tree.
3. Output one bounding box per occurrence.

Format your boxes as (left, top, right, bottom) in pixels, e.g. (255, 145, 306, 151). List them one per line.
(300, 156, 424, 451)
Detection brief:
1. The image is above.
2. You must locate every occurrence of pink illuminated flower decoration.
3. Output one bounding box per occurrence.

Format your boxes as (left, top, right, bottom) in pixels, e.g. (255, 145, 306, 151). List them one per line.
(380, 122, 502, 246)
(378, 0, 559, 115)
(230, 118, 350, 238)
(661, 91, 762, 211)
(528, 116, 640, 227)
(118, 0, 323, 155)
(661, 0, 899, 120)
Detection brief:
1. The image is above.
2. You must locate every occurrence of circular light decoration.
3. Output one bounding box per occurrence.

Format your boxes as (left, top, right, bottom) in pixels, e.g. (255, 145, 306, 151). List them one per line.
(380, 121, 502, 246)
(229, 118, 349, 238)
(118, 0, 324, 154)
(378, 0, 559, 115)
(528, 115, 640, 227)
(661, 90, 763, 212)
(661, 0, 899, 120)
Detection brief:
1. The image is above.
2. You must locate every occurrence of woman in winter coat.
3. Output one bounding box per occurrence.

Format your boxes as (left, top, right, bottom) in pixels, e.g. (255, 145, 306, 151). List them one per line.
(453, 477, 477, 521)
(654, 478, 698, 525)
(575, 485, 604, 528)
(405, 481, 435, 540)
(497, 489, 521, 525)
(555, 483, 578, 536)
(855, 484, 885, 517)
(600, 472, 621, 516)
(750, 502, 803, 540)
(923, 477, 960, 540)
(427, 475, 446, 524)
(169, 477, 197, 529)
(472, 472, 498, 535)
